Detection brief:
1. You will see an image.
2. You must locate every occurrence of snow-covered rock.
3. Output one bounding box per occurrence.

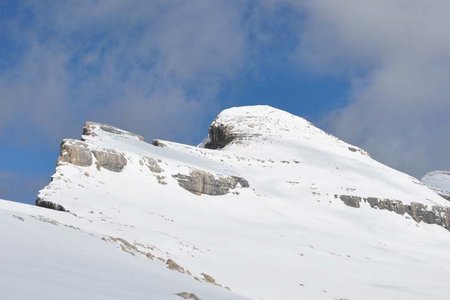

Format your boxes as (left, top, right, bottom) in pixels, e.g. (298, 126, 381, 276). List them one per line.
(422, 171, 450, 201)
(3, 105, 450, 300)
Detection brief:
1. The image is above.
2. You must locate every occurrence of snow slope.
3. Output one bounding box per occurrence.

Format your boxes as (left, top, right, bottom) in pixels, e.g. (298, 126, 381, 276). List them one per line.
(422, 171, 450, 200)
(3, 105, 450, 300)
(0, 199, 247, 300)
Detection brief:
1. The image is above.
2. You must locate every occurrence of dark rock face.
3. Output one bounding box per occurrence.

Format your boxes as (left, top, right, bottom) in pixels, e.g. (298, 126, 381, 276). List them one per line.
(59, 140, 92, 167)
(340, 195, 450, 231)
(35, 199, 66, 212)
(204, 123, 237, 149)
(152, 139, 167, 148)
(92, 149, 127, 172)
(173, 169, 249, 195)
(339, 195, 361, 208)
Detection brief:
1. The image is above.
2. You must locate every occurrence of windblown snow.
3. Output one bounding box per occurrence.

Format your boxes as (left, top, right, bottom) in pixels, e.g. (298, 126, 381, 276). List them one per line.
(1, 105, 450, 300)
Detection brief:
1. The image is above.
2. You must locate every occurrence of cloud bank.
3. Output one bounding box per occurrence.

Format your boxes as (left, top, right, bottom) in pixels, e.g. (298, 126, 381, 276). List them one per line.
(296, 0, 450, 176)
(0, 1, 247, 145)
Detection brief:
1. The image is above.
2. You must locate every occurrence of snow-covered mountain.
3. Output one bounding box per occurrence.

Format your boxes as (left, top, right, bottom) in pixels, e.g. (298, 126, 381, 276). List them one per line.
(422, 171, 450, 201)
(2, 105, 450, 300)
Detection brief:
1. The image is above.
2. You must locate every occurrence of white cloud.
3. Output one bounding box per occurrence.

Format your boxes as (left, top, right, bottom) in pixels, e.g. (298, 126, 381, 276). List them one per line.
(295, 0, 450, 176)
(0, 1, 247, 145)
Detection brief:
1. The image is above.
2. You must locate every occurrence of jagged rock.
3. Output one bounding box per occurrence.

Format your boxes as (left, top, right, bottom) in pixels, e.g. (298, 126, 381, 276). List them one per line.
(432, 206, 450, 227)
(339, 195, 361, 208)
(166, 259, 185, 273)
(175, 292, 201, 300)
(201, 273, 217, 285)
(92, 149, 127, 172)
(143, 157, 163, 173)
(366, 197, 379, 208)
(341, 195, 450, 231)
(35, 199, 66, 212)
(172, 169, 249, 196)
(58, 140, 92, 167)
(204, 122, 237, 149)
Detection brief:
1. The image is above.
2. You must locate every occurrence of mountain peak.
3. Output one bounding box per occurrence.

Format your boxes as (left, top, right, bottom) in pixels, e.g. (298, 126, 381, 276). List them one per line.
(22, 105, 450, 300)
(201, 105, 326, 149)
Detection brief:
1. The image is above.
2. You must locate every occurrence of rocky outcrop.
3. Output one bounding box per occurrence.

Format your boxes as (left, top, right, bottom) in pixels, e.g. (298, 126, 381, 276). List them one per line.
(339, 195, 361, 208)
(58, 140, 92, 167)
(83, 121, 144, 141)
(204, 122, 237, 149)
(142, 157, 163, 173)
(35, 198, 66, 212)
(151, 139, 167, 148)
(92, 149, 127, 172)
(339, 195, 450, 230)
(175, 292, 201, 300)
(173, 169, 249, 195)
(166, 259, 186, 273)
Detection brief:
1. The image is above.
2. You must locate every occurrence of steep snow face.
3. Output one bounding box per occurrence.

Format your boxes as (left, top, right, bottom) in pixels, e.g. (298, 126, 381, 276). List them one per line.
(202, 105, 444, 205)
(24, 105, 450, 300)
(422, 171, 450, 200)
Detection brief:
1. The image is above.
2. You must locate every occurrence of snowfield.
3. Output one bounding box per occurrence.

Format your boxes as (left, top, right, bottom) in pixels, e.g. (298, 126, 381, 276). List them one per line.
(0, 200, 247, 300)
(422, 171, 450, 200)
(1, 105, 450, 300)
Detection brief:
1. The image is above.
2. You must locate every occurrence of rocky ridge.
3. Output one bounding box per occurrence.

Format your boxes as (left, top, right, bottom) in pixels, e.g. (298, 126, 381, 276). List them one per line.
(339, 195, 450, 230)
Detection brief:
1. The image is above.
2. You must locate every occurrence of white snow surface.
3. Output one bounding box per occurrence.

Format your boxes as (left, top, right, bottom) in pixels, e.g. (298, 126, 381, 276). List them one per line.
(0, 200, 246, 300)
(2, 105, 450, 300)
(422, 171, 450, 199)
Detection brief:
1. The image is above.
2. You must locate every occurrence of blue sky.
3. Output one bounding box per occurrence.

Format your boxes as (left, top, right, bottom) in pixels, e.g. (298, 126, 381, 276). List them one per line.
(1, 1, 450, 204)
